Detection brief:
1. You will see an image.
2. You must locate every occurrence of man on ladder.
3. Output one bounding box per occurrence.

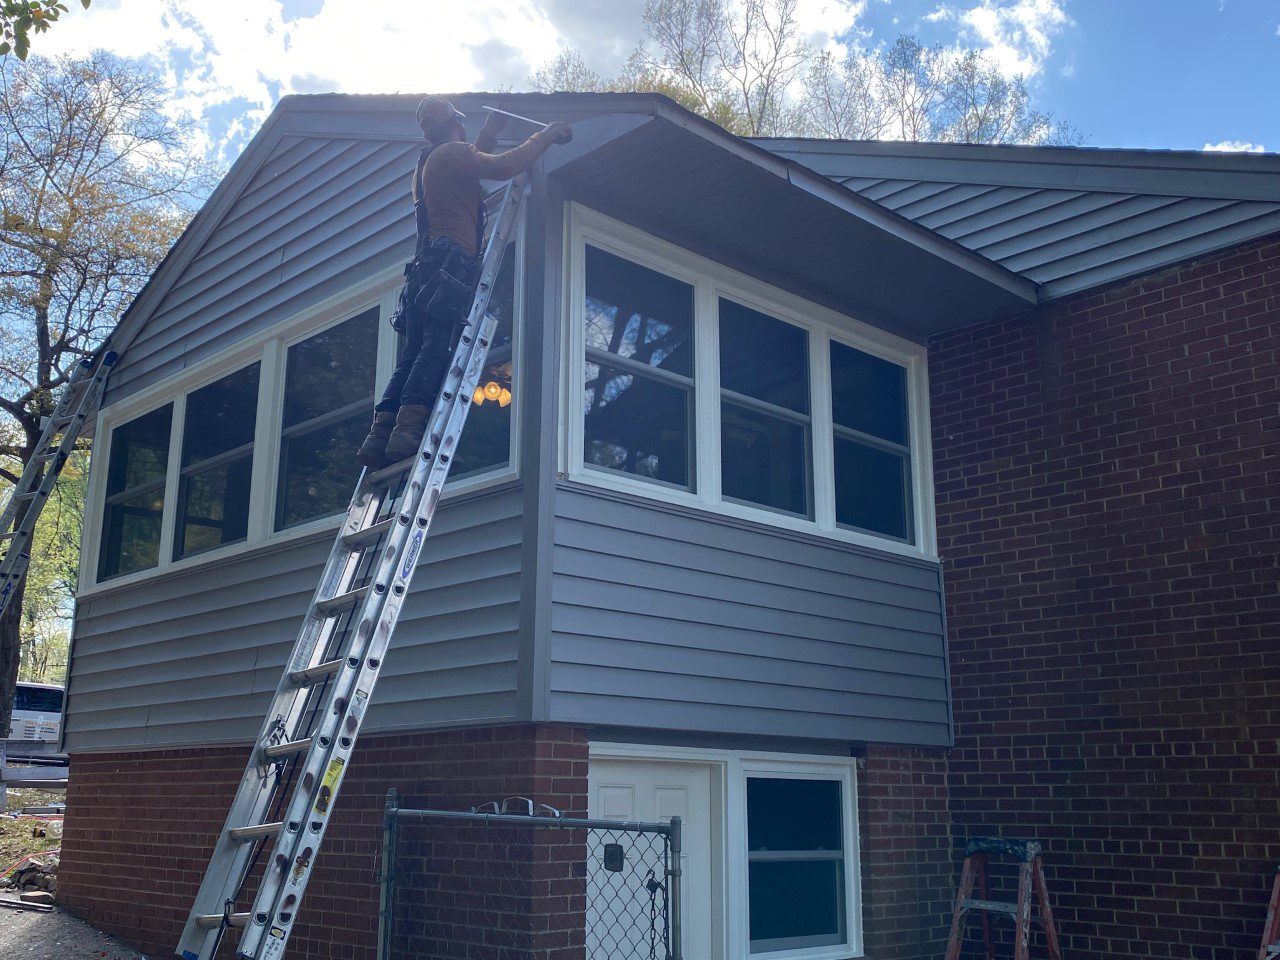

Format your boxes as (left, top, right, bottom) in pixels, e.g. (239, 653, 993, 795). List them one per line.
(358, 96, 572, 467)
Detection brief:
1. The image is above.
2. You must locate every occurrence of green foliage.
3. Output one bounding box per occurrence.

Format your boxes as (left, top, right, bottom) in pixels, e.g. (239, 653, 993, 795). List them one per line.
(0, 1, 90, 61)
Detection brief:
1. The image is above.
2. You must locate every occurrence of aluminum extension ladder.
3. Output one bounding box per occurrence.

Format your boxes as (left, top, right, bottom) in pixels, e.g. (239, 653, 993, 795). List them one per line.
(176, 173, 529, 960)
(0, 351, 118, 618)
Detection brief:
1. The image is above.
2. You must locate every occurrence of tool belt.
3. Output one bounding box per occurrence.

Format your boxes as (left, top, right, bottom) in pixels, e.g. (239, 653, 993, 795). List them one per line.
(390, 237, 479, 334)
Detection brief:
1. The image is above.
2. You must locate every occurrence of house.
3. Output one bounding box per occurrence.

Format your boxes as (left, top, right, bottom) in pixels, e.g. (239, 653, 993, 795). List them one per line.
(54, 92, 1279, 960)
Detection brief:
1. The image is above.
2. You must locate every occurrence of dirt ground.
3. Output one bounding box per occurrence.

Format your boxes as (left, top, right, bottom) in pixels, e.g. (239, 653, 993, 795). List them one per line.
(1, 788, 156, 959)
(0, 896, 158, 959)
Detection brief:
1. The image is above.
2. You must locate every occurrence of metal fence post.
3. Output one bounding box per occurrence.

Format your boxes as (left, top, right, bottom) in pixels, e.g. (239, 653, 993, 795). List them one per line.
(377, 787, 400, 960)
(668, 816, 682, 960)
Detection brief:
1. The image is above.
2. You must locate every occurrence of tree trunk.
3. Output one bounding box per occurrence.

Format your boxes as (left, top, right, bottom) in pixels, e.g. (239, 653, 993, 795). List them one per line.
(0, 573, 26, 741)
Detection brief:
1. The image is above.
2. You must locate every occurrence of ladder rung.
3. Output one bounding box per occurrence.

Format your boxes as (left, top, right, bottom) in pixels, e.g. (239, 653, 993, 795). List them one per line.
(961, 898, 1019, 916)
(315, 584, 368, 616)
(261, 737, 313, 761)
(194, 912, 250, 930)
(228, 821, 283, 843)
(289, 658, 342, 686)
(342, 517, 393, 549)
(366, 455, 416, 487)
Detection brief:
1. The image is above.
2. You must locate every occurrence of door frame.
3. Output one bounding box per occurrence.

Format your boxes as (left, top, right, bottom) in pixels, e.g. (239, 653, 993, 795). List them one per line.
(589, 742, 864, 960)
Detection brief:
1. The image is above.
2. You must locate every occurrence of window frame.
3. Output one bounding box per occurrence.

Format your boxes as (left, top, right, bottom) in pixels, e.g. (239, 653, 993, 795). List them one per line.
(589, 742, 864, 960)
(82, 221, 526, 596)
(563, 203, 937, 560)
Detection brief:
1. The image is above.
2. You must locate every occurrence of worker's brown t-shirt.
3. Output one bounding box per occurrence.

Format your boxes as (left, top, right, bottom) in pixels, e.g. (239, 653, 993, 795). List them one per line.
(423, 129, 559, 256)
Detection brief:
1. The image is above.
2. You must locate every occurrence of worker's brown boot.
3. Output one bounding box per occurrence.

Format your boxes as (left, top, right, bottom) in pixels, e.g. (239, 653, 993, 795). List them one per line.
(383, 404, 430, 463)
(356, 411, 397, 468)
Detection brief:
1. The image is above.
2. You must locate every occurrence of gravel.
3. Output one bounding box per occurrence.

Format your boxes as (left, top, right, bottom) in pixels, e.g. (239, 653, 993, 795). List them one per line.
(0, 896, 158, 959)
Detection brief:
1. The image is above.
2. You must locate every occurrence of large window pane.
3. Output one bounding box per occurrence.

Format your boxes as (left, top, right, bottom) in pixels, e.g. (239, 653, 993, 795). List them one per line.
(834, 437, 910, 540)
(175, 364, 260, 560)
(830, 340, 907, 444)
(585, 245, 693, 376)
(277, 309, 378, 530)
(584, 363, 691, 487)
(282, 309, 378, 430)
(719, 299, 809, 414)
(583, 246, 695, 490)
(747, 777, 847, 953)
(748, 861, 845, 948)
(454, 241, 516, 479)
(748, 778, 843, 852)
(99, 404, 173, 580)
(721, 402, 810, 516)
(830, 339, 913, 542)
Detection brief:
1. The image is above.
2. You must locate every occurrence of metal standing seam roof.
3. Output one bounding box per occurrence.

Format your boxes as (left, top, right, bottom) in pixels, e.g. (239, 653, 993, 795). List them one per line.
(752, 138, 1280, 300)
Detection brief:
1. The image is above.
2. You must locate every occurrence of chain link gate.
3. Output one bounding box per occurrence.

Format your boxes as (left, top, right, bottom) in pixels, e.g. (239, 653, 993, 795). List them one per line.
(378, 790, 683, 960)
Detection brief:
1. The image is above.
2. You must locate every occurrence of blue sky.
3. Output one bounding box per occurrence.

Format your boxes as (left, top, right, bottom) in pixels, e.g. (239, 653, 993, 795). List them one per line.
(36, 0, 1280, 164)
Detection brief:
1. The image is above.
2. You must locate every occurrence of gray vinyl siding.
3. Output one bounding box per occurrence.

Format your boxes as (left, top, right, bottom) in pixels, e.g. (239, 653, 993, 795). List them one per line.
(63, 486, 524, 750)
(547, 486, 952, 747)
(105, 133, 419, 404)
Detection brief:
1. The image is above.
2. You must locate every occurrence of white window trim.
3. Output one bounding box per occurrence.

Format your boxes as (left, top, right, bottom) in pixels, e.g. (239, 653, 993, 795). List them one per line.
(81, 224, 527, 597)
(589, 741, 864, 960)
(562, 202, 937, 561)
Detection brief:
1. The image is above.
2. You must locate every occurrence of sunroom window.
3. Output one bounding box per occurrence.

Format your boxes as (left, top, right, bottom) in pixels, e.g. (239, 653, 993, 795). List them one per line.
(582, 245, 695, 489)
(719, 299, 813, 518)
(276, 307, 378, 530)
(747, 777, 847, 953)
(174, 363, 259, 559)
(98, 404, 172, 580)
(830, 340, 912, 541)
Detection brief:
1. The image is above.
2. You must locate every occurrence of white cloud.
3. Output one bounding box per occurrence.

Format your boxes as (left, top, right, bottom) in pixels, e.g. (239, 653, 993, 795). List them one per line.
(38, 0, 566, 162)
(1202, 139, 1267, 153)
(927, 0, 1071, 77)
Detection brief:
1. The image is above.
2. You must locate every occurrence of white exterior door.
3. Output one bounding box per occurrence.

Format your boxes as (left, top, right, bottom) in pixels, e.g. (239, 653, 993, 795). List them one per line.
(589, 758, 717, 960)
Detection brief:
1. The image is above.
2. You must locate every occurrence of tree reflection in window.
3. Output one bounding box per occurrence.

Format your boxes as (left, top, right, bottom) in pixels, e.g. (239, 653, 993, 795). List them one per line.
(98, 404, 173, 580)
(582, 245, 694, 489)
(174, 363, 259, 559)
(276, 308, 378, 530)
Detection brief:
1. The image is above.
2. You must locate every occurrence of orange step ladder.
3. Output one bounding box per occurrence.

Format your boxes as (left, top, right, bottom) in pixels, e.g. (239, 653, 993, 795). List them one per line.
(1260, 865, 1280, 960)
(944, 837, 1062, 960)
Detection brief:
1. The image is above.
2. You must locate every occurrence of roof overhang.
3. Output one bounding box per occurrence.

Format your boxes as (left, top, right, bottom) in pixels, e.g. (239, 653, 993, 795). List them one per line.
(541, 101, 1038, 339)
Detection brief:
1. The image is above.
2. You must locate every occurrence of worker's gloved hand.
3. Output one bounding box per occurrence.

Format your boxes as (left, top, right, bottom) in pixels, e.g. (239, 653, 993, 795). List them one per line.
(480, 108, 509, 138)
(545, 121, 573, 145)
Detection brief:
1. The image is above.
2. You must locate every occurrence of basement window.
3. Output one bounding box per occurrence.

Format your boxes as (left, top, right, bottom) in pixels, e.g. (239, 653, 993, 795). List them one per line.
(98, 403, 173, 580)
(174, 362, 260, 559)
(746, 776, 847, 954)
(276, 308, 379, 530)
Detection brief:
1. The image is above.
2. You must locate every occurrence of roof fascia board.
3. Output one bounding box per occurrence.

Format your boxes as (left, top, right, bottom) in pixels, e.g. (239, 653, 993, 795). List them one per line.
(755, 138, 1280, 203)
(653, 105, 1038, 304)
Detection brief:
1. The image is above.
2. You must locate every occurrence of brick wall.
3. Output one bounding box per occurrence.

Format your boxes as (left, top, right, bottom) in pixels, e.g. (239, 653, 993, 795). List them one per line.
(859, 744, 954, 959)
(58, 724, 589, 960)
(930, 235, 1280, 959)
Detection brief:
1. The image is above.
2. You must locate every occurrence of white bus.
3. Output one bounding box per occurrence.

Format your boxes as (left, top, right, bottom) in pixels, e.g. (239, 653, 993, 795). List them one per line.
(8, 681, 64, 742)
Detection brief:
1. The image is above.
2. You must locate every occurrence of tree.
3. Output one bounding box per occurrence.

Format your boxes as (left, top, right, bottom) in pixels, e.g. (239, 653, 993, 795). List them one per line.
(1, 0, 91, 60)
(0, 51, 206, 737)
(530, 1, 1081, 145)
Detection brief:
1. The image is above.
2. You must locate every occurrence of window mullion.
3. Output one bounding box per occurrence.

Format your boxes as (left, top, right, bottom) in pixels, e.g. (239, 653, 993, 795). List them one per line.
(697, 283, 720, 506)
(250, 338, 284, 544)
(812, 330, 836, 531)
(158, 393, 185, 567)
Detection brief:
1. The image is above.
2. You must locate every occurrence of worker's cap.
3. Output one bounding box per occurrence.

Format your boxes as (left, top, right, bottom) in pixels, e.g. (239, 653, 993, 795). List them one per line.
(416, 96, 465, 137)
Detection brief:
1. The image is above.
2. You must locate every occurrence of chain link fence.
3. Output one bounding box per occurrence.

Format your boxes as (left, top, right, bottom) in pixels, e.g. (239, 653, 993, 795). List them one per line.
(377, 790, 682, 960)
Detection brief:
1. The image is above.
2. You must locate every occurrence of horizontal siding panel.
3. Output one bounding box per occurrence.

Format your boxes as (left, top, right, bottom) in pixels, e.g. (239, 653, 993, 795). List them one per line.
(64, 488, 525, 751)
(549, 487, 950, 746)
